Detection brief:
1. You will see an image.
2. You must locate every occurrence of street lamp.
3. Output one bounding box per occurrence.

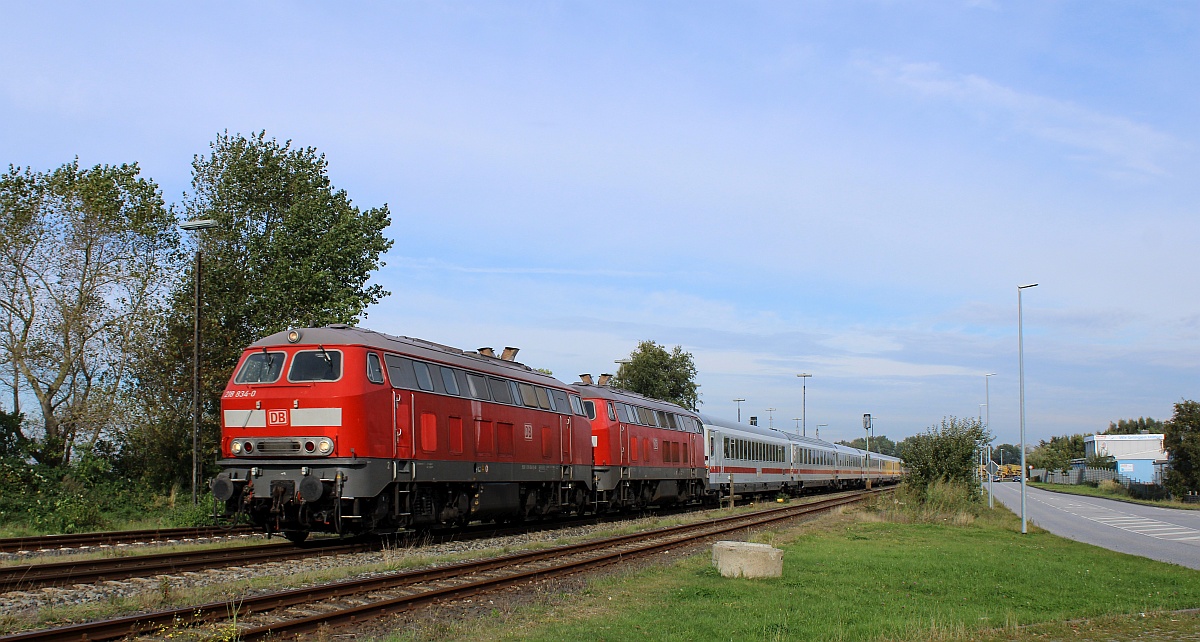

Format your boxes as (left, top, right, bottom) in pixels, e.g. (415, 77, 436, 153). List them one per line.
(863, 414, 872, 489)
(1018, 283, 1038, 534)
(179, 218, 219, 506)
(796, 373, 812, 436)
(766, 408, 777, 429)
(985, 372, 996, 508)
(816, 423, 827, 439)
(733, 398, 745, 423)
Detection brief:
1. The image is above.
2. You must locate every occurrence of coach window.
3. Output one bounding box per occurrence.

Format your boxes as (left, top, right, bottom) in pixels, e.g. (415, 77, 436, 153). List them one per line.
(366, 353, 385, 384)
(412, 361, 434, 391)
(288, 349, 343, 382)
(440, 367, 460, 395)
(467, 373, 490, 400)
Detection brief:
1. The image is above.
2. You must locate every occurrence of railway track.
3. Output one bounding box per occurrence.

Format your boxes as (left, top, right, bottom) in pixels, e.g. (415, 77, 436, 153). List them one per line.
(0, 538, 379, 592)
(2, 488, 886, 642)
(0, 514, 616, 593)
(0, 525, 256, 554)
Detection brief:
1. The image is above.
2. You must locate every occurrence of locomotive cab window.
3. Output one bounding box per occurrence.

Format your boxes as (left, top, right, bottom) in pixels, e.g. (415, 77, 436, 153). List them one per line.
(582, 400, 597, 420)
(235, 350, 285, 384)
(569, 394, 585, 416)
(288, 349, 343, 382)
(366, 353, 385, 384)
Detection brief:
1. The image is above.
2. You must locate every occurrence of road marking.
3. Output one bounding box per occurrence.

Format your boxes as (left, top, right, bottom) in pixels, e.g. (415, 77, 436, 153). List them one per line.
(1023, 491, 1200, 544)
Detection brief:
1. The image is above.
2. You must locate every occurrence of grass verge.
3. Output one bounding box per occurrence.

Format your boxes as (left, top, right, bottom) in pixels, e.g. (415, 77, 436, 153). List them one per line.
(1029, 481, 1200, 510)
(380, 491, 1200, 641)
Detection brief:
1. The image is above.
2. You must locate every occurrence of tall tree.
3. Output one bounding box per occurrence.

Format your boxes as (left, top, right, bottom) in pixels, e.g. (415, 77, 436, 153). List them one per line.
(1106, 417, 1164, 435)
(610, 340, 700, 410)
(1027, 434, 1087, 473)
(0, 162, 179, 466)
(1163, 400, 1200, 497)
(130, 132, 393, 488)
(990, 443, 1022, 466)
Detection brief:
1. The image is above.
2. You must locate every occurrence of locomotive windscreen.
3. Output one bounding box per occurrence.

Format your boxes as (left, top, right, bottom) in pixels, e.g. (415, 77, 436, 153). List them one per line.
(235, 351, 285, 384)
(288, 349, 343, 382)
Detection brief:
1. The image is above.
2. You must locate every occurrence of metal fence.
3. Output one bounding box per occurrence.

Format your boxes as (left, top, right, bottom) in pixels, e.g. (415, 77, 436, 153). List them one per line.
(1034, 466, 1171, 500)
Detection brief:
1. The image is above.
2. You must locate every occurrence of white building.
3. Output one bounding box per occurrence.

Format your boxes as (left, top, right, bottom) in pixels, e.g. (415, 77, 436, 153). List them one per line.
(1083, 434, 1167, 483)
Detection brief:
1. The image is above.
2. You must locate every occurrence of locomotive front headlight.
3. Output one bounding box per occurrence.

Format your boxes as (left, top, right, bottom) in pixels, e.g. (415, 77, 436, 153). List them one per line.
(287, 329, 301, 343)
(231, 441, 243, 455)
(317, 438, 333, 454)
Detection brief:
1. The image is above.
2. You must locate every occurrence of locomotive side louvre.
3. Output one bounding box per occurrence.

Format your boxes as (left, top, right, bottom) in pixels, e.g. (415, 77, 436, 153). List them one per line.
(572, 381, 707, 510)
(213, 326, 594, 537)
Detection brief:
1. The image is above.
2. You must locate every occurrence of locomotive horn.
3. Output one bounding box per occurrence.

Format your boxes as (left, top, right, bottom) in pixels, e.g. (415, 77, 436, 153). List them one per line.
(478, 347, 496, 358)
(579, 374, 594, 385)
(501, 347, 520, 361)
(597, 373, 613, 386)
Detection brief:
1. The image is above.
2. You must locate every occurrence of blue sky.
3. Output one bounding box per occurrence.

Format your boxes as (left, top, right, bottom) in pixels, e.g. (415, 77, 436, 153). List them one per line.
(3, 2, 1198, 445)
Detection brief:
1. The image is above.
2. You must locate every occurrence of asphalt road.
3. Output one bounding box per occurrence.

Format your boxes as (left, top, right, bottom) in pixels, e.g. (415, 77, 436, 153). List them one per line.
(989, 482, 1200, 570)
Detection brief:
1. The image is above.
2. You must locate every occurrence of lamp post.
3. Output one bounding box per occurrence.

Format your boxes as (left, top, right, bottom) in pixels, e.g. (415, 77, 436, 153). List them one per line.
(180, 218, 219, 505)
(817, 423, 827, 439)
(985, 372, 996, 508)
(766, 408, 776, 429)
(733, 398, 745, 423)
(1018, 283, 1038, 534)
(796, 373, 811, 436)
(863, 414, 872, 489)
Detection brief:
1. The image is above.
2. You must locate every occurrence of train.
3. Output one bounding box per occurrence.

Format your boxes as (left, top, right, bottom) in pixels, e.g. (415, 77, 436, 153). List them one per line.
(210, 325, 903, 540)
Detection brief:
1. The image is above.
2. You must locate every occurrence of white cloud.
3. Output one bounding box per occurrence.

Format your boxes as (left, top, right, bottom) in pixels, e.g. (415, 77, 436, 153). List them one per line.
(862, 58, 1181, 177)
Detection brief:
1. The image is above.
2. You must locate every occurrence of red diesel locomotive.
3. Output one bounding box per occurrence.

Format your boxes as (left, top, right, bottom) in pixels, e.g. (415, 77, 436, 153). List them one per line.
(573, 375, 706, 510)
(211, 325, 594, 540)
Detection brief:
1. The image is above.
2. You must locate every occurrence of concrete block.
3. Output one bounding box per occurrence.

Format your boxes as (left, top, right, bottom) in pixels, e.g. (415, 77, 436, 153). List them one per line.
(712, 541, 783, 579)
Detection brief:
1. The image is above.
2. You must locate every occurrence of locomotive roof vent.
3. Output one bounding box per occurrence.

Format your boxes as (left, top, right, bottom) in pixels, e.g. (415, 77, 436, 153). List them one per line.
(597, 373, 613, 386)
(478, 347, 496, 358)
(327, 323, 349, 329)
(501, 347, 520, 361)
(579, 373, 594, 385)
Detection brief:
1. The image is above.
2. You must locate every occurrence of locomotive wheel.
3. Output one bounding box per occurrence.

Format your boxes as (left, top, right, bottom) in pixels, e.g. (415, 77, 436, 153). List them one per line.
(282, 530, 310, 543)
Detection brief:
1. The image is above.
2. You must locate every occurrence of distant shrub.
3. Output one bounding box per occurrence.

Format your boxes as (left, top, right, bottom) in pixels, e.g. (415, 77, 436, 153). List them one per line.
(865, 480, 982, 526)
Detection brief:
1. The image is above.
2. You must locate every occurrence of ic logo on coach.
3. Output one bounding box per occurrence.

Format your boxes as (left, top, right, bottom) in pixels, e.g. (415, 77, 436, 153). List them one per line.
(268, 409, 289, 426)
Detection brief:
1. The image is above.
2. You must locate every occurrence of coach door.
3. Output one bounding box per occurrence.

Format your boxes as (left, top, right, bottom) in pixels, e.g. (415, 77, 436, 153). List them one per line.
(560, 415, 572, 463)
(394, 390, 413, 459)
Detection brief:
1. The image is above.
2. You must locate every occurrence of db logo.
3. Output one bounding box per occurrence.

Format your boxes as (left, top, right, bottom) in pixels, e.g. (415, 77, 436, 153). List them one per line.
(268, 409, 289, 426)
